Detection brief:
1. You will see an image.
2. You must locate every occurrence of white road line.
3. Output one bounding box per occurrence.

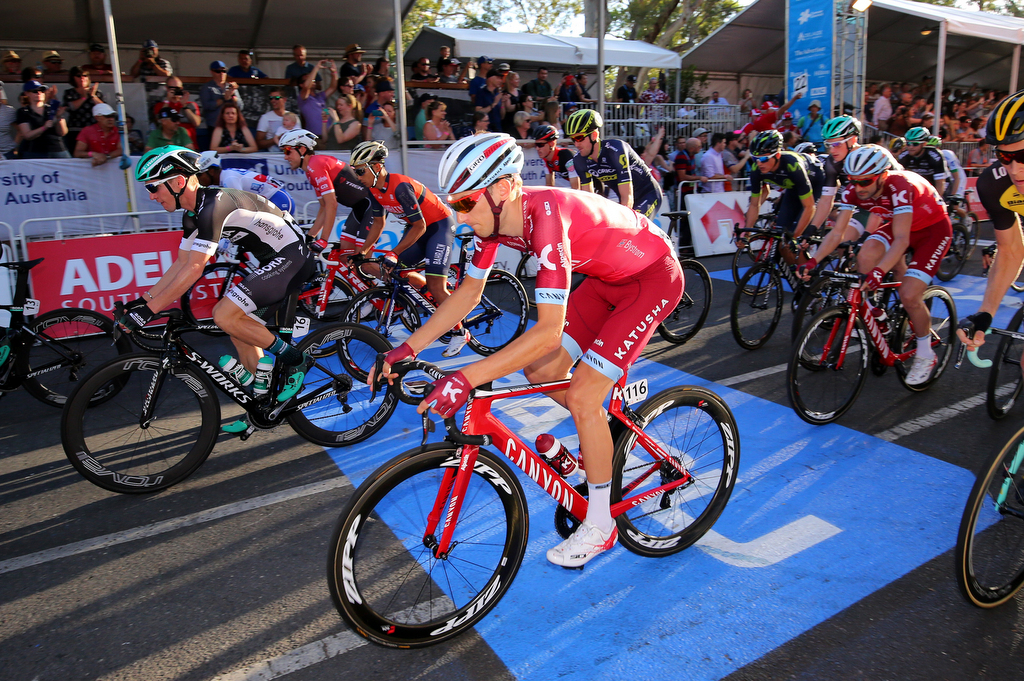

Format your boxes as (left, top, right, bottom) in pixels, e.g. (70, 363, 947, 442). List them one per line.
(874, 383, 1013, 442)
(717, 363, 788, 386)
(212, 631, 366, 681)
(0, 477, 349, 575)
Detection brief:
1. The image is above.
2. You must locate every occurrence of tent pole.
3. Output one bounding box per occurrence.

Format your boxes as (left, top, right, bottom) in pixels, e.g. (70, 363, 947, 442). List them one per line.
(933, 20, 946, 136)
(393, 0, 408, 174)
(598, 0, 605, 118)
(1011, 44, 1021, 93)
(102, 0, 139, 217)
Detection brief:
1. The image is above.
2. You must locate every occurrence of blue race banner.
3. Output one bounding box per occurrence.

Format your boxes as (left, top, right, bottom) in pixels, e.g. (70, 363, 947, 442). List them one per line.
(787, 0, 833, 117)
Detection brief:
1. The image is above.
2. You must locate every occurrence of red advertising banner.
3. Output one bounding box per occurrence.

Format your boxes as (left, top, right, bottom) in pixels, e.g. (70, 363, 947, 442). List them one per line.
(965, 177, 988, 222)
(26, 231, 183, 314)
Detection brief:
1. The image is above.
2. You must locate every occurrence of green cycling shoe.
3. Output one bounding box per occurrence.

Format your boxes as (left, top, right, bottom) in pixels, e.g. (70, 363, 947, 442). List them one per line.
(277, 353, 314, 403)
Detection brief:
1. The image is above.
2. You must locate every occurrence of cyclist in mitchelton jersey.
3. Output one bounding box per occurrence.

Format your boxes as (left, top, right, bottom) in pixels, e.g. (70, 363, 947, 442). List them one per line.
(805, 116, 872, 241)
(799, 145, 952, 385)
(741, 129, 824, 266)
(347, 140, 468, 357)
(897, 126, 948, 196)
(926, 135, 968, 221)
(371, 133, 684, 568)
(280, 128, 373, 255)
(533, 124, 576, 186)
(958, 90, 1024, 349)
(116, 146, 317, 429)
(195, 151, 297, 216)
(564, 108, 664, 218)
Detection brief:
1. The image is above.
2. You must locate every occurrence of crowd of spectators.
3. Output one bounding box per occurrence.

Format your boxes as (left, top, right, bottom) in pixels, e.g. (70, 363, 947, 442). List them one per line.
(864, 80, 1003, 145)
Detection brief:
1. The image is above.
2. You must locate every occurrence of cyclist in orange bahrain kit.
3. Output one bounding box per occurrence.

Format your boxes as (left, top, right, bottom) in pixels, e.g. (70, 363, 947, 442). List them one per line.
(370, 133, 684, 568)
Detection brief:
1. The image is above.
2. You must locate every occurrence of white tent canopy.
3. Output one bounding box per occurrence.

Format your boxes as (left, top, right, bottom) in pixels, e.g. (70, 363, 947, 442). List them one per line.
(406, 26, 682, 72)
(680, 0, 1024, 91)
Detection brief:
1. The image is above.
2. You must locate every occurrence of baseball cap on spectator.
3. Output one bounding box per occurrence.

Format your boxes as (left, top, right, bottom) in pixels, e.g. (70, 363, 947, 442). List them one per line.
(353, 84, 365, 92)
(487, 69, 502, 79)
(210, 60, 227, 72)
(157, 106, 181, 121)
(416, 92, 435, 105)
(809, 99, 822, 109)
(693, 127, 709, 137)
(92, 102, 115, 117)
(89, 43, 105, 53)
(376, 79, 394, 92)
(478, 56, 492, 65)
(23, 80, 46, 92)
(2, 50, 20, 63)
(143, 40, 158, 49)
(345, 44, 366, 56)
(42, 51, 62, 63)
(497, 63, 511, 72)
(448, 58, 461, 66)
(783, 111, 793, 119)
(627, 75, 637, 82)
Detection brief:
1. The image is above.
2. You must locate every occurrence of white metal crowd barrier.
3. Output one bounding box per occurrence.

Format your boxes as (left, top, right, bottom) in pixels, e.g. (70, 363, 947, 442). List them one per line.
(0, 222, 15, 260)
(16, 210, 179, 258)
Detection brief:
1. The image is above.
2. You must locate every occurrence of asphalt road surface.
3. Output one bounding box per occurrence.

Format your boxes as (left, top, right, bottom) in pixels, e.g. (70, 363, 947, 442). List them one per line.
(2, 241, 1023, 681)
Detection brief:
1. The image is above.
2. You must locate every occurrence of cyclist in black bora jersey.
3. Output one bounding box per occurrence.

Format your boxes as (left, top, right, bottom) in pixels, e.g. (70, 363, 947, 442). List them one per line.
(565, 108, 663, 217)
(117, 146, 317, 429)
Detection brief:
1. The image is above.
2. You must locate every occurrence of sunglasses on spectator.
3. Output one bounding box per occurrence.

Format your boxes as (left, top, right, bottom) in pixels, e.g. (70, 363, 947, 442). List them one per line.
(269, 95, 283, 100)
(849, 175, 880, 187)
(996, 148, 1024, 165)
(447, 186, 489, 213)
(214, 68, 226, 73)
(144, 175, 180, 194)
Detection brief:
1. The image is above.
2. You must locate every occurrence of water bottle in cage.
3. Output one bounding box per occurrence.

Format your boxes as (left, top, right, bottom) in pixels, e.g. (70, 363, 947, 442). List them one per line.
(536, 433, 579, 478)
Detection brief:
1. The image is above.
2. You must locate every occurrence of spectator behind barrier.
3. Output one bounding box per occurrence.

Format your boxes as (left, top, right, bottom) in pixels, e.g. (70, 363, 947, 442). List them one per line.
(471, 110, 489, 135)
(130, 39, 172, 80)
(81, 44, 112, 76)
(413, 92, 435, 139)
(73, 102, 121, 165)
(210, 102, 257, 154)
(438, 58, 463, 84)
(257, 87, 290, 151)
(285, 45, 316, 84)
(2, 51, 22, 78)
(423, 100, 453, 146)
(227, 50, 268, 79)
(409, 57, 436, 82)
(16, 80, 70, 158)
(199, 60, 240, 150)
(41, 51, 68, 78)
(475, 69, 505, 132)
(575, 73, 595, 103)
(153, 76, 201, 145)
(145, 106, 195, 151)
(324, 94, 362, 151)
(63, 66, 106, 149)
(124, 114, 145, 155)
(340, 44, 371, 86)
(0, 81, 17, 159)
(468, 56, 492, 96)
(522, 67, 552, 104)
(363, 78, 395, 139)
(616, 74, 637, 103)
(274, 111, 300, 147)
(298, 59, 338, 137)
(373, 56, 391, 80)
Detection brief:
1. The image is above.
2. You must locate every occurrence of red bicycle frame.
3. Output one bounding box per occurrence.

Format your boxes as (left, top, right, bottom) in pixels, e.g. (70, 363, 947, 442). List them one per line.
(419, 376, 695, 558)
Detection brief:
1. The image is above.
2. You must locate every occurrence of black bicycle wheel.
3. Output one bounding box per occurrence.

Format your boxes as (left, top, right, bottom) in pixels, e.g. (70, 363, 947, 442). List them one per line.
(465, 269, 529, 356)
(894, 286, 957, 392)
(936, 223, 970, 282)
(730, 263, 783, 350)
(180, 262, 246, 336)
(22, 308, 131, 408)
(299, 273, 359, 322)
(612, 386, 740, 557)
(287, 323, 398, 447)
(955, 425, 1024, 608)
(788, 307, 869, 425)
(658, 259, 712, 345)
(327, 444, 529, 648)
(343, 286, 421, 344)
(790, 276, 850, 342)
(987, 306, 1024, 419)
(60, 353, 220, 494)
(731, 229, 772, 285)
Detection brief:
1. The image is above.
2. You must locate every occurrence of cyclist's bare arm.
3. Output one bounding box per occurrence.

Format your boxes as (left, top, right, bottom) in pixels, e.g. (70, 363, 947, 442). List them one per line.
(358, 217, 387, 256)
(575, 178, 591, 192)
(809, 191, 836, 233)
(546, 173, 555, 187)
(149, 249, 212, 311)
(744, 193, 764, 231)
(806, 208, 853, 270)
(618, 181, 634, 209)
(935, 178, 946, 197)
(791, 193, 817, 237)
(312, 193, 338, 241)
(391, 219, 426, 256)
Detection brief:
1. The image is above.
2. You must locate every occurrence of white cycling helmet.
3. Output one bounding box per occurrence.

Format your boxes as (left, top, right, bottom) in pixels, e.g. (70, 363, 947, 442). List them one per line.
(197, 150, 221, 172)
(278, 128, 319, 150)
(844, 144, 900, 177)
(438, 133, 524, 195)
(794, 142, 817, 155)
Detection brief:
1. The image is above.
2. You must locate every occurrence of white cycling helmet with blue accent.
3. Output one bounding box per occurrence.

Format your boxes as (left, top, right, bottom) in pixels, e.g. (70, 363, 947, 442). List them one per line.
(197, 150, 221, 172)
(438, 133, 524, 195)
(844, 144, 901, 177)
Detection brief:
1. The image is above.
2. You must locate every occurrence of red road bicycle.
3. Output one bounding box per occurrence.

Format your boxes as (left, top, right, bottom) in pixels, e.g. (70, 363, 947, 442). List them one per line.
(787, 270, 956, 425)
(327, 358, 740, 647)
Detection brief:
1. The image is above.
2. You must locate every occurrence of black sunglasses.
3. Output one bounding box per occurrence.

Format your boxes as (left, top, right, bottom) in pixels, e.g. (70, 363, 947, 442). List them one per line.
(996, 148, 1024, 166)
(849, 176, 879, 187)
(354, 167, 368, 176)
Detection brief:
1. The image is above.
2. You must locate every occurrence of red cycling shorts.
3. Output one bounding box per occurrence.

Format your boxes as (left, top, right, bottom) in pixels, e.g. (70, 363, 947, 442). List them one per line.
(561, 252, 683, 381)
(864, 215, 952, 285)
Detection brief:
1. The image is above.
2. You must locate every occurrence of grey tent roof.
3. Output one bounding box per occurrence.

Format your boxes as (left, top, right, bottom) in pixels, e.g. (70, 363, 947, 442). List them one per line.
(0, 0, 416, 50)
(681, 0, 1024, 89)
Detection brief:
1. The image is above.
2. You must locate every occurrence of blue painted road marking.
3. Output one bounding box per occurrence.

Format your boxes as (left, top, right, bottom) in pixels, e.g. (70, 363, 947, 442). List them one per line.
(324, 340, 972, 680)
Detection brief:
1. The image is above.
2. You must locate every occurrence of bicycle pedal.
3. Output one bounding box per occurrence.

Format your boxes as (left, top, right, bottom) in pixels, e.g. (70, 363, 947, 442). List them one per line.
(560, 564, 585, 571)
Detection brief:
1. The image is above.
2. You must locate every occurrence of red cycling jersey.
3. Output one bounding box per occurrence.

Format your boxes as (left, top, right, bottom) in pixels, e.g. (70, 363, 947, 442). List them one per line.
(368, 172, 452, 226)
(836, 169, 946, 231)
(304, 155, 368, 207)
(468, 186, 672, 304)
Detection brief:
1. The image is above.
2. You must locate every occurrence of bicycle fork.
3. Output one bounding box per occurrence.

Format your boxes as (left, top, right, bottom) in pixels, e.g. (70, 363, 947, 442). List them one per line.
(423, 445, 481, 559)
(996, 442, 1024, 514)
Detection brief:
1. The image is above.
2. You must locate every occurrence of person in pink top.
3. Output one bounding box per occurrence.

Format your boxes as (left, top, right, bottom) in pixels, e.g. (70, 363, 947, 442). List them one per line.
(372, 133, 684, 569)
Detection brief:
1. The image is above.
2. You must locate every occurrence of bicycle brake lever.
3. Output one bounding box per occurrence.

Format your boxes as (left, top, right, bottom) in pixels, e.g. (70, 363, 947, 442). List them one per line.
(421, 412, 435, 446)
(370, 352, 386, 401)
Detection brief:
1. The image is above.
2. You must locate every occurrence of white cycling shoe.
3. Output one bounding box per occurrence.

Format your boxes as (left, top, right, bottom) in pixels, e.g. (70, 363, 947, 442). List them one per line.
(546, 520, 617, 568)
(442, 329, 471, 357)
(905, 353, 938, 386)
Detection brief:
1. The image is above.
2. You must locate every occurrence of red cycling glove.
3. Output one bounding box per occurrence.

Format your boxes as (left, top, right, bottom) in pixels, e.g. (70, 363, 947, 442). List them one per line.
(796, 258, 817, 278)
(384, 342, 416, 367)
(424, 370, 472, 418)
(863, 267, 885, 291)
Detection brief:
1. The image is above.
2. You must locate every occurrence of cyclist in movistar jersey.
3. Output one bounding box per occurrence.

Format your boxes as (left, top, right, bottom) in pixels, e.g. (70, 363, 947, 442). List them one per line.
(116, 146, 317, 426)
(897, 126, 948, 196)
(564, 108, 663, 217)
(741, 129, 824, 265)
(195, 150, 297, 215)
(959, 90, 1024, 349)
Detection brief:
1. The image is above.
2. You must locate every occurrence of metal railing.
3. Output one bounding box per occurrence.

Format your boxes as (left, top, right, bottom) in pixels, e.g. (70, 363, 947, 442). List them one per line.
(17, 210, 179, 254)
(0, 222, 15, 260)
(602, 103, 742, 151)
